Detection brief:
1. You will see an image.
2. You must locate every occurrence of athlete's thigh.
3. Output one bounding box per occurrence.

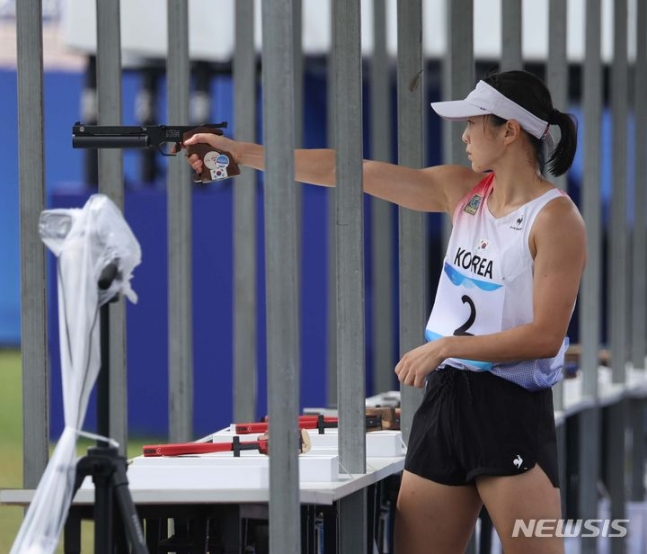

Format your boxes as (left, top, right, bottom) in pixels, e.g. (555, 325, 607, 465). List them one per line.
(476, 465, 564, 554)
(395, 470, 482, 554)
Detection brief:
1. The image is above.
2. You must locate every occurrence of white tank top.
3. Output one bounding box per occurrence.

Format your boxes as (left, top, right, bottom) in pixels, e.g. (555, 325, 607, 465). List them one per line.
(425, 173, 569, 391)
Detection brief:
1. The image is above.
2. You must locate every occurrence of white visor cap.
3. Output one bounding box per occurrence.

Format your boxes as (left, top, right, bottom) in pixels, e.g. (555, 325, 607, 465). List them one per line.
(431, 80, 550, 140)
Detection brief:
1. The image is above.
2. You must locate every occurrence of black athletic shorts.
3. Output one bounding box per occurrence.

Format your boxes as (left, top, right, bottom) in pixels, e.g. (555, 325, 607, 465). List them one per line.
(404, 365, 559, 487)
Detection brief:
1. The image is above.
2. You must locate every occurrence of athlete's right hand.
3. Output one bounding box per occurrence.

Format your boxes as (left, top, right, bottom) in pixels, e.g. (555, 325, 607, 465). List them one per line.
(183, 132, 238, 175)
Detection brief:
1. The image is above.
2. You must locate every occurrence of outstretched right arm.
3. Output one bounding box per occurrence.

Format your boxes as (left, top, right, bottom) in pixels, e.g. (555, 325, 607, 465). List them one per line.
(183, 133, 481, 215)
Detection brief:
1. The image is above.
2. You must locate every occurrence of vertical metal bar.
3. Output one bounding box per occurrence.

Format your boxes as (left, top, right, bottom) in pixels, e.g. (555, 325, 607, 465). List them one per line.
(547, 0, 568, 193)
(166, 0, 193, 442)
(607, 3, 629, 549)
(293, 1, 304, 152)
(630, 398, 645, 501)
(441, 0, 474, 296)
(261, 2, 300, 553)
(16, 0, 49, 487)
(443, 0, 474, 191)
(96, 0, 124, 199)
(95, 0, 127, 451)
(371, 0, 395, 395)
(293, 0, 304, 384)
(609, 0, 629, 385)
(580, 0, 602, 400)
(547, 0, 568, 414)
(397, 0, 426, 443)
(500, 0, 523, 71)
(578, 408, 601, 554)
(327, 202, 338, 407)
(327, 1, 338, 408)
(578, 2, 603, 551)
(333, 0, 365, 473)
(233, 0, 257, 424)
(442, 4, 474, 549)
(606, 400, 627, 554)
(338, 489, 367, 552)
(333, 1, 367, 549)
(630, 0, 647, 507)
(631, 0, 647, 370)
(555, 422, 567, 517)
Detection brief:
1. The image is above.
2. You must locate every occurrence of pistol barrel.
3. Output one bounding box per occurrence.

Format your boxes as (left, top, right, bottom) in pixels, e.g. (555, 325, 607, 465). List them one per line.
(72, 135, 150, 149)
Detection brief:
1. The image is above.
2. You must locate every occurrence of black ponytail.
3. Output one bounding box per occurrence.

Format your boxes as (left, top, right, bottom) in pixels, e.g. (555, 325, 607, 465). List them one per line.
(483, 70, 578, 177)
(546, 109, 578, 177)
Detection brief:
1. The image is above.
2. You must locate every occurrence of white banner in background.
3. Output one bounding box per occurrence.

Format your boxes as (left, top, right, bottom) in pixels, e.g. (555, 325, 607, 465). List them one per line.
(58, 0, 635, 64)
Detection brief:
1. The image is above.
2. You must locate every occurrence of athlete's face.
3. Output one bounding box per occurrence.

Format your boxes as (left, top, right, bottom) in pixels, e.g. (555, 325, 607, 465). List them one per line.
(461, 116, 506, 173)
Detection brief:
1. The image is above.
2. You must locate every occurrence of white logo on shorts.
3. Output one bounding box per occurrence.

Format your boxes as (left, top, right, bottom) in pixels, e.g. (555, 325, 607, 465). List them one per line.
(513, 455, 523, 469)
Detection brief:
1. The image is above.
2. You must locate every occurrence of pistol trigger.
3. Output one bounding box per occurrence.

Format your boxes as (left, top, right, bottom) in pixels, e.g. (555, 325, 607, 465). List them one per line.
(163, 142, 180, 157)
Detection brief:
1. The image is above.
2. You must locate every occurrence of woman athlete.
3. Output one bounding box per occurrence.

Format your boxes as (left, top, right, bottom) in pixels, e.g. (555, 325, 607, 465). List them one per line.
(184, 70, 585, 554)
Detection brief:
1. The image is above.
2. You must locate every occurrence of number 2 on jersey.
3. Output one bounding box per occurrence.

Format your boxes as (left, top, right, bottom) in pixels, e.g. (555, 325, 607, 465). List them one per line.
(453, 295, 475, 336)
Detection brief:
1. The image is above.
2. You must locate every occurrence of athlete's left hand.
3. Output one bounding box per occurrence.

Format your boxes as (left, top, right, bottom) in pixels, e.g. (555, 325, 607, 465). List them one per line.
(395, 340, 446, 388)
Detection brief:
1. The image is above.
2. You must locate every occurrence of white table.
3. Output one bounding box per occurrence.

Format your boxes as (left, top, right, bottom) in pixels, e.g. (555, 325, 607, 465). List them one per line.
(1, 429, 406, 553)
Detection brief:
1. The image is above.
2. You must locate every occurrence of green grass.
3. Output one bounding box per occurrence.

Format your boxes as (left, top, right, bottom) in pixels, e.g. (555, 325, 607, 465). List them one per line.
(0, 349, 159, 552)
(0, 349, 24, 553)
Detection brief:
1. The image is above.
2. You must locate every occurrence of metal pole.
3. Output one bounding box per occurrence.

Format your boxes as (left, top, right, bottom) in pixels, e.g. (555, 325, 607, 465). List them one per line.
(442, 0, 474, 248)
(580, 0, 603, 401)
(442, 2, 475, 550)
(294, 0, 304, 284)
(233, 0, 257, 424)
(500, 0, 523, 71)
(333, 0, 366, 462)
(293, 1, 304, 152)
(609, 0, 629, 386)
(629, 0, 647, 506)
(333, 1, 367, 550)
(397, 0, 427, 445)
(261, 2, 300, 552)
(631, 0, 647, 370)
(16, 0, 49, 487)
(630, 397, 646, 501)
(371, 0, 395, 395)
(578, 1, 603, 551)
(443, 0, 475, 159)
(607, 1, 629, 551)
(96, 0, 127, 452)
(327, 0, 338, 408)
(546, 3, 570, 514)
(547, 0, 568, 415)
(547, 0, 568, 194)
(166, 0, 193, 442)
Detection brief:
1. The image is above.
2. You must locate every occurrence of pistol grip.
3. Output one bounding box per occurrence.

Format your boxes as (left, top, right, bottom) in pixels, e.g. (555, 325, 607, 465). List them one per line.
(183, 127, 241, 183)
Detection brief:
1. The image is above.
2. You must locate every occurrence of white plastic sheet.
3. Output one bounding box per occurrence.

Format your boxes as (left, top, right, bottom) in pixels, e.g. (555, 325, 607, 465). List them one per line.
(11, 194, 141, 554)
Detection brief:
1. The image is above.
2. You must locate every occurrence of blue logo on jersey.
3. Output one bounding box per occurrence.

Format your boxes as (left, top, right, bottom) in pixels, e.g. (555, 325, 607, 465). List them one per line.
(444, 262, 502, 292)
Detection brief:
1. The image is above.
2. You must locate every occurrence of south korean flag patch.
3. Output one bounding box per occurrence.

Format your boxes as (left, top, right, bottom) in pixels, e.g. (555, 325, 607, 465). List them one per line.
(204, 151, 231, 181)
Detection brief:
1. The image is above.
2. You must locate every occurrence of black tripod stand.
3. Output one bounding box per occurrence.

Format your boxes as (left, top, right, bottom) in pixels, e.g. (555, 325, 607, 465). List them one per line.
(68, 262, 149, 554)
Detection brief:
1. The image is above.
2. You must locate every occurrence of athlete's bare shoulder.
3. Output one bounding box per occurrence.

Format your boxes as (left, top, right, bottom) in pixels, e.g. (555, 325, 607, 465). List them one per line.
(418, 165, 485, 214)
(531, 190, 586, 260)
(537, 190, 584, 230)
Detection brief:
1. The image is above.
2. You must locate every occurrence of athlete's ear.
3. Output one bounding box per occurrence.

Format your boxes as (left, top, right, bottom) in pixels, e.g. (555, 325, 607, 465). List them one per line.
(503, 120, 522, 144)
